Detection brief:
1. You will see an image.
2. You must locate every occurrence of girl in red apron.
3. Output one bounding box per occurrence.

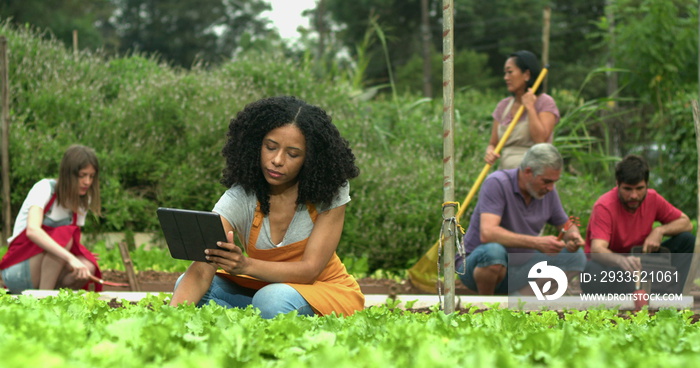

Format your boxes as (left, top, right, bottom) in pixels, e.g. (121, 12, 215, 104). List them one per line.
(1, 145, 103, 293)
(169, 96, 364, 318)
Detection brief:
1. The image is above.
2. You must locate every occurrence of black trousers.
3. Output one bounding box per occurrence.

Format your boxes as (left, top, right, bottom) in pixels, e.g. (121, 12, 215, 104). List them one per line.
(580, 232, 695, 294)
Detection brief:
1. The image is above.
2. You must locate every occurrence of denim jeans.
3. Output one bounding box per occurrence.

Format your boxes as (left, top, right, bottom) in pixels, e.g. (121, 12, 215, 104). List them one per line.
(457, 242, 586, 294)
(581, 232, 695, 294)
(1, 259, 33, 294)
(175, 274, 315, 319)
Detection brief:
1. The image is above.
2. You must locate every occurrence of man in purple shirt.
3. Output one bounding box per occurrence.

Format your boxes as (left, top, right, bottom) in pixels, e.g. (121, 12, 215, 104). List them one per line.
(456, 143, 586, 295)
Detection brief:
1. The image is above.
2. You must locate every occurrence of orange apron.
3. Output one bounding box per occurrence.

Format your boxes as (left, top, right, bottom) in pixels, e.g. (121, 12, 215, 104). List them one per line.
(216, 203, 364, 316)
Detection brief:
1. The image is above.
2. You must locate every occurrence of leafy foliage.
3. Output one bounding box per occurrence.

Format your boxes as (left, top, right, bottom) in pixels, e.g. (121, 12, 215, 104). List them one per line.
(0, 15, 690, 274)
(590, 0, 700, 217)
(649, 88, 699, 217)
(396, 48, 497, 94)
(90, 241, 189, 273)
(2, 22, 355, 234)
(0, 0, 279, 68)
(600, 0, 698, 108)
(1, 292, 700, 367)
(114, 0, 277, 68)
(0, 0, 116, 51)
(323, 0, 609, 94)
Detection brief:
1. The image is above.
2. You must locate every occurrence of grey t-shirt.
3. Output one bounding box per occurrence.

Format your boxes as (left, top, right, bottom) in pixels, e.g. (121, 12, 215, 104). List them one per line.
(213, 183, 351, 250)
(8, 179, 87, 244)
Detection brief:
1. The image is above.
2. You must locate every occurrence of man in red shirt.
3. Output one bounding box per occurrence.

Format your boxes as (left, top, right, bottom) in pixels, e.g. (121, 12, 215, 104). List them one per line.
(583, 155, 694, 294)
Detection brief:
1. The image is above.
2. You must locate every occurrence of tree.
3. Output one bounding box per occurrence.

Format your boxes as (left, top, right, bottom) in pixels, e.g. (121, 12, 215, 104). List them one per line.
(0, 0, 116, 52)
(322, 0, 608, 94)
(458, 0, 607, 92)
(602, 0, 697, 109)
(324, 0, 437, 88)
(0, 0, 279, 67)
(598, 0, 699, 217)
(112, 0, 275, 68)
(396, 47, 495, 94)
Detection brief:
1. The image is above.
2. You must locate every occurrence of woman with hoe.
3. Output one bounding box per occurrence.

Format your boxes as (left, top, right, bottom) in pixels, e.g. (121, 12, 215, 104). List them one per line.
(484, 50, 560, 169)
(408, 51, 556, 291)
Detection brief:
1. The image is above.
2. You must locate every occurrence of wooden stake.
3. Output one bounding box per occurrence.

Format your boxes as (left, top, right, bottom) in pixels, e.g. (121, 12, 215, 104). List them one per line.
(682, 100, 700, 294)
(0, 36, 10, 247)
(72, 30, 78, 58)
(541, 7, 551, 94)
(420, 0, 433, 98)
(441, 0, 456, 314)
(118, 242, 141, 292)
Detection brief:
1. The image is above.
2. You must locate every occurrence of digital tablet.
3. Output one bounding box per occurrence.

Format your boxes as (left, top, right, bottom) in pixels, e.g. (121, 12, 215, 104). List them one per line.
(156, 207, 227, 262)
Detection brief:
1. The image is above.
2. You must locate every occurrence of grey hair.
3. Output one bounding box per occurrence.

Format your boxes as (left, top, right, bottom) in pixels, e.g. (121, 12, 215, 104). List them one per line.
(519, 143, 563, 176)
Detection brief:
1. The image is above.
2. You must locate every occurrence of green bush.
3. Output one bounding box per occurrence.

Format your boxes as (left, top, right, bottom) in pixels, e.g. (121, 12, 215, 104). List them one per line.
(91, 241, 188, 273)
(0, 22, 609, 273)
(3, 293, 700, 367)
(650, 88, 698, 219)
(395, 48, 498, 94)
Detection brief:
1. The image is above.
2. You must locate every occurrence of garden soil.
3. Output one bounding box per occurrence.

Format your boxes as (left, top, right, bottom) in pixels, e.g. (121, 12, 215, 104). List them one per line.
(0, 269, 474, 295)
(4, 271, 700, 313)
(96, 270, 476, 295)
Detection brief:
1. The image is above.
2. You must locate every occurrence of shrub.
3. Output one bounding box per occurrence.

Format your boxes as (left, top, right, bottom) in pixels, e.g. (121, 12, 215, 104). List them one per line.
(0, 22, 610, 273)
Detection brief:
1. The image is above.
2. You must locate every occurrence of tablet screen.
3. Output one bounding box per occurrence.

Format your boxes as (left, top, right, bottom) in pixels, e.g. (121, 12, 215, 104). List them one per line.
(156, 207, 227, 262)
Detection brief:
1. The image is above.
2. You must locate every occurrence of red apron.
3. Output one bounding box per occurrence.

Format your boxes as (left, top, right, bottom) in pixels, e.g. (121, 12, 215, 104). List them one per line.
(0, 194, 103, 291)
(216, 203, 364, 316)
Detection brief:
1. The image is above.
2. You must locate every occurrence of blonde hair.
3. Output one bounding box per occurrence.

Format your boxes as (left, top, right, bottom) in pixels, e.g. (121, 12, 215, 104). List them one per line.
(56, 145, 101, 216)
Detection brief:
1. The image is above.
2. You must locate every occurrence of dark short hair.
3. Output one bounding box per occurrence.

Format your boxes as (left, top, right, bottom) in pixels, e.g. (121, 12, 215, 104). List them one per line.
(221, 96, 359, 214)
(615, 155, 649, 185)
(510, 50, 542, 93)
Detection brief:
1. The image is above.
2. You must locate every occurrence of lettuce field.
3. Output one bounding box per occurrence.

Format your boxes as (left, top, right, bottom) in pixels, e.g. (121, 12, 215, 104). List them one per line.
(1, 291, 700, 367)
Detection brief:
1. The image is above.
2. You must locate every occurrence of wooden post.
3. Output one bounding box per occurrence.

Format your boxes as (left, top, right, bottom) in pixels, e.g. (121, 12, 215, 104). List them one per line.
(420, 0, 433, 98)
(314, 0, 326, 65)
(72, 30, 78, 58)
(683, 100, 700, 294)
(118, 242, 141, 291)
(0, 36, 10, 247)
(441, 0, 456, 314)
(689, 0, 700, 294)
(541, 7, 551, 94)
(605, 0, 621, 158)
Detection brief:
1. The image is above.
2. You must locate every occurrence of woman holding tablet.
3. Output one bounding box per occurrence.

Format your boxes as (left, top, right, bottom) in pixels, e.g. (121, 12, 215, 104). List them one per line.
(170, 96, 363, 318)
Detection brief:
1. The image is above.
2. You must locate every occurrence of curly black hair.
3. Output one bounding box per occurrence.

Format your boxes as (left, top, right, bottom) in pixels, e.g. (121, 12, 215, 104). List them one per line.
(221, 96, 360, 215)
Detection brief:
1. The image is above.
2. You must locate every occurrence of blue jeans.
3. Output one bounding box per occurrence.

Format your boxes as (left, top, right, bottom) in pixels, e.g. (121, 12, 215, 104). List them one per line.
(1, 259, 33, 294)
(581, 232, 695, 295)
(457, 243, 586, 294)
(175, 274, 315, 319)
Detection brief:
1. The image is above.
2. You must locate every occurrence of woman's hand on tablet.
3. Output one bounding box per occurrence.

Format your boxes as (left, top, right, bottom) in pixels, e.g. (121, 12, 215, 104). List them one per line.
(205, 231, 248, 274)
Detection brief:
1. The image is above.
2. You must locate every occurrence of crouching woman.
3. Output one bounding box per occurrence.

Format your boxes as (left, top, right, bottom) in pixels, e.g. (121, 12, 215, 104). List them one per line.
(170, 96, 364, 318)
(1, 145, 103, 293)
